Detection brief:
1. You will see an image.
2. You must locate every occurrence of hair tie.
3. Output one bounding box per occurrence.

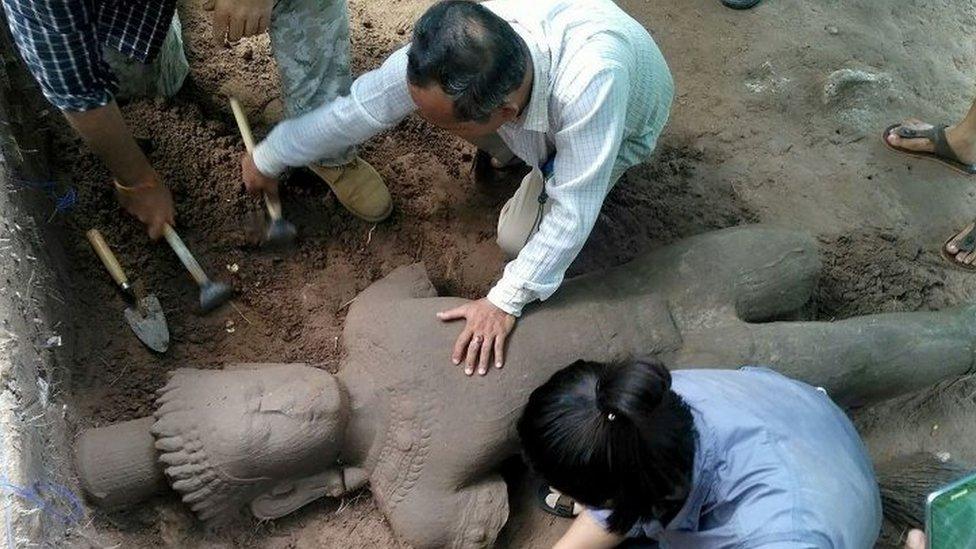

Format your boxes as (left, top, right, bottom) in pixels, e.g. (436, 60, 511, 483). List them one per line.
(606, 412, 616, 422)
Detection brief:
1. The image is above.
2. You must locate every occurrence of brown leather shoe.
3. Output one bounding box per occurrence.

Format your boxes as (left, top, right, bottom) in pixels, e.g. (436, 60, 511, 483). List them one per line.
(308, 157, 393, 222)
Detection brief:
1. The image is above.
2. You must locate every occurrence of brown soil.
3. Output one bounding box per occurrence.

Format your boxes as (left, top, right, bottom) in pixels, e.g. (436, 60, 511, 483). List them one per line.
(813, 229, 953, 320)
(41, 0, 976, 547)
(56, 1, 754, 546)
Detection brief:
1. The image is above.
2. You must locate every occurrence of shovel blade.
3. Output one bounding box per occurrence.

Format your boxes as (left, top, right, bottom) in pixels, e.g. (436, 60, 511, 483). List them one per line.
(124, 294, 170, 353)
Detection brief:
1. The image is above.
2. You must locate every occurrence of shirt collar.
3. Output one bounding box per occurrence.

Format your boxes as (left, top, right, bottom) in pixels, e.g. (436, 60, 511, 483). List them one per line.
(510, 24, 551, 133)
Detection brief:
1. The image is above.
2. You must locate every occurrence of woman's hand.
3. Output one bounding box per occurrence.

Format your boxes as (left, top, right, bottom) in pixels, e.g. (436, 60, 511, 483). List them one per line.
(552, 513, 624, 549)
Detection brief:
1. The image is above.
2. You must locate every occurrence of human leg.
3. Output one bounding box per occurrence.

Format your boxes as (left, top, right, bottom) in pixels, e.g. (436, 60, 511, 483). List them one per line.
(496, 167, 550, 257)
(103, 14, 189, 102)
(269, 0, 391, 222)
(469, 133, 517, 168)
(269, 0, 354, 164)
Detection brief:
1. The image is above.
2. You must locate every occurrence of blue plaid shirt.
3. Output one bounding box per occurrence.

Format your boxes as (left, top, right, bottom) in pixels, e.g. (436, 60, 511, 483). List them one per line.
(2, 0, 176, 111)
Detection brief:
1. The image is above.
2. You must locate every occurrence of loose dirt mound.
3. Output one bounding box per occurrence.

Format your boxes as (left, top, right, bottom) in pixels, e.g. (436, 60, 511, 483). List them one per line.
(813, 229, 953, 320)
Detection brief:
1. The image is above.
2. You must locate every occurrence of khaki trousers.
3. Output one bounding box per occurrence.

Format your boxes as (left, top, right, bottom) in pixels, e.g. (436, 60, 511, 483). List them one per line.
(472, 134, 629, 259)
(468, 133, 547, 258)
(487, 143, 627, 259)
(496, 166, 550, 258)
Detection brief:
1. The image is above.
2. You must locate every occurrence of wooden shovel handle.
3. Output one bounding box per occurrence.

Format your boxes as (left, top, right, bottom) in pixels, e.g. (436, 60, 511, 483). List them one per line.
(86, 228, 129, 289)
(229, 97, 256, 152)
(162, 224, 209, 286)
(230, 97, 283, 221)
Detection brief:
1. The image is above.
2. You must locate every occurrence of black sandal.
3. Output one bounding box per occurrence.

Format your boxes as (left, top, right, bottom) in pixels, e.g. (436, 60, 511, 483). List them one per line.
(721, 0, 761, 9)
(537, 484, 580, 519)
(883, 123, 976, 175)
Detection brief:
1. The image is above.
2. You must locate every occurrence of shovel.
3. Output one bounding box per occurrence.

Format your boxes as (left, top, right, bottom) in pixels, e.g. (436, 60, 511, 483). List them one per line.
(230, 97, 297, 247)
(86, 229, 170, 353)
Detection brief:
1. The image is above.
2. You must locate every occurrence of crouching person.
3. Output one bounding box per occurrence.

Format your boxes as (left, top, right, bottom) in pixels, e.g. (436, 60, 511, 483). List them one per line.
(518, 360, 882, 548)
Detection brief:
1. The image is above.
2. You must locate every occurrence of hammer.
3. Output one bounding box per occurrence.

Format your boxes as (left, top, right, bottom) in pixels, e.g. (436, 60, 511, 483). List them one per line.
(230, 97, 297, 247)
(162, 224, 233, 313)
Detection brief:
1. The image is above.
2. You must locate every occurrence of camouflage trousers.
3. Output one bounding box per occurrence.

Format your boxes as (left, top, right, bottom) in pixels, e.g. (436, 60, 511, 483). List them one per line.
(107, 0, 355, 166)
(269, 0, 355, 165)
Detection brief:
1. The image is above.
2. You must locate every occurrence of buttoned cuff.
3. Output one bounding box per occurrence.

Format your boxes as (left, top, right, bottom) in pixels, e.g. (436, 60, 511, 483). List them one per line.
(486, 277, 537, 317)
(252, 140, 288, 179)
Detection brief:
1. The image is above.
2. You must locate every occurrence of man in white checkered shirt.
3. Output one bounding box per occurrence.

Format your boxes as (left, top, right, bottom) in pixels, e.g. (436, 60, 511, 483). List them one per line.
(243, 0, 674, 376)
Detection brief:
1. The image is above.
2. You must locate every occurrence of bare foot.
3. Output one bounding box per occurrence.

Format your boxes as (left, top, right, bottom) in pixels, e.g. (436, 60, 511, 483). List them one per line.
(886, 118, 976, 165)
(946, 221, 976, 266)
(904, 529, 926, 549)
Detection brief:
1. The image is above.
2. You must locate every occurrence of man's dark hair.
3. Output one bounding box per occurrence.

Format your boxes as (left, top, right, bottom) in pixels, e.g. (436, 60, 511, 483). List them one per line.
(517, 359, 696, 534)
(407, 0, 528, 123)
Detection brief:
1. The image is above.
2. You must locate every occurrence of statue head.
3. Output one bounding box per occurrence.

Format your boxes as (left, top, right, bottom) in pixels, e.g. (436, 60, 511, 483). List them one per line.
(151, 365, 349, 523)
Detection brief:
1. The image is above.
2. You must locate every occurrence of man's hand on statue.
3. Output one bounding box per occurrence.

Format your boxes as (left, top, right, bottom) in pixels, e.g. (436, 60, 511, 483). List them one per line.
(241, 153, 280, 201)
(437, 298, 516, 376)
(115, 177, 175, 240)
(207, 0, 273, 44)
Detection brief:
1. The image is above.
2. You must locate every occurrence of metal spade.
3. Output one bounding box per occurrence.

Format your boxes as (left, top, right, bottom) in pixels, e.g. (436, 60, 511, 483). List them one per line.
(87, 229, 170, 353)
(230, 97, 297, 248)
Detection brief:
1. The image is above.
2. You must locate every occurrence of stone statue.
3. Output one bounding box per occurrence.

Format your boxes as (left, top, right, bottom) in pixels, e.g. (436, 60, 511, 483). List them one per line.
(74, 226, 976, 548)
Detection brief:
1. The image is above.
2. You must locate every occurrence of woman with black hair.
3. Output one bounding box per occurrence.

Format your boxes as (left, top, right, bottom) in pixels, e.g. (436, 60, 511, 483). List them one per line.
(518, 360, 882, 548)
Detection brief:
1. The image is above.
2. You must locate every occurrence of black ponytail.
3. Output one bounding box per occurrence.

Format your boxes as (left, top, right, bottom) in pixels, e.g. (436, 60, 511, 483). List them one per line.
(517, 359, 696, 534)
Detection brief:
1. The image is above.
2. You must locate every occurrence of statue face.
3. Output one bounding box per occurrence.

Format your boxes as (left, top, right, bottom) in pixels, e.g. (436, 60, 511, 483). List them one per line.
(147, 366, 353, 523)
(203, 367, 349, 480)
(151, 365, 350, 524)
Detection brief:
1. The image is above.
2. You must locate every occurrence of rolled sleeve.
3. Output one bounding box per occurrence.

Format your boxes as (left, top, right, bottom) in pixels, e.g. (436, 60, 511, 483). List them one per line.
(487, 66, 630, 316)
(2, 0, 117, 112)
(253, 45, 416, 177)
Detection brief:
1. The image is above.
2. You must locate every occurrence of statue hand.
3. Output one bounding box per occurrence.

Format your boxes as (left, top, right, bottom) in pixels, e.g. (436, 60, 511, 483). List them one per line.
(437, 298, 516, 376)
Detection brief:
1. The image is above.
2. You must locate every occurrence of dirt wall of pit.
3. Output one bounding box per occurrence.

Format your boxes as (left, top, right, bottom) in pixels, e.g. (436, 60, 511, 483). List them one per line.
(0, 16, 87, 547)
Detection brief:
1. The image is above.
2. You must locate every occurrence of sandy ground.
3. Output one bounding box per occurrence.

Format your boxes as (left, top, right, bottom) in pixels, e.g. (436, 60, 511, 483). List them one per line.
(32, 0, 976, 547)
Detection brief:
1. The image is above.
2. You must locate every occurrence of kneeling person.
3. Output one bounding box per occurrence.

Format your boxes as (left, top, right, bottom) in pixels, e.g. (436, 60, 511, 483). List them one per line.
(518, 360, 882, 548)
(244, 0, 674, 374)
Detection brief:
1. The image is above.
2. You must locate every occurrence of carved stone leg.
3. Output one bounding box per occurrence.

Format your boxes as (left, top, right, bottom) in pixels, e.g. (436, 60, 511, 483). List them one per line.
(553, 226, 821, 326)
(374, 473, 509, 549)
(677, 306, 976, 405)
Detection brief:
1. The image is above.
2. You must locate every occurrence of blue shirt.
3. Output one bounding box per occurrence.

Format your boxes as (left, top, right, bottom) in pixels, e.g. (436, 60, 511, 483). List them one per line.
(589, 367, 881, 548)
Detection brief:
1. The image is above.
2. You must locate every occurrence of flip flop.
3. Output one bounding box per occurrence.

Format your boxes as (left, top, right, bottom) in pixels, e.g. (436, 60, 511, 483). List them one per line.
(941, 221, 976, 272)
(721, 0, 761, 9)
(883, 123, 976, 176)
(537, 484, 581, 519)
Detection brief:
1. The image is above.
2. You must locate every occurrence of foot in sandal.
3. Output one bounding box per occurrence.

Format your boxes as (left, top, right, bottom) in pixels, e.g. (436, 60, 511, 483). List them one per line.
(537, 484, 583, 518)
(721, 0, 761, 8)
(884, 119, 976, 174)
(944, 221, 976, 270)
